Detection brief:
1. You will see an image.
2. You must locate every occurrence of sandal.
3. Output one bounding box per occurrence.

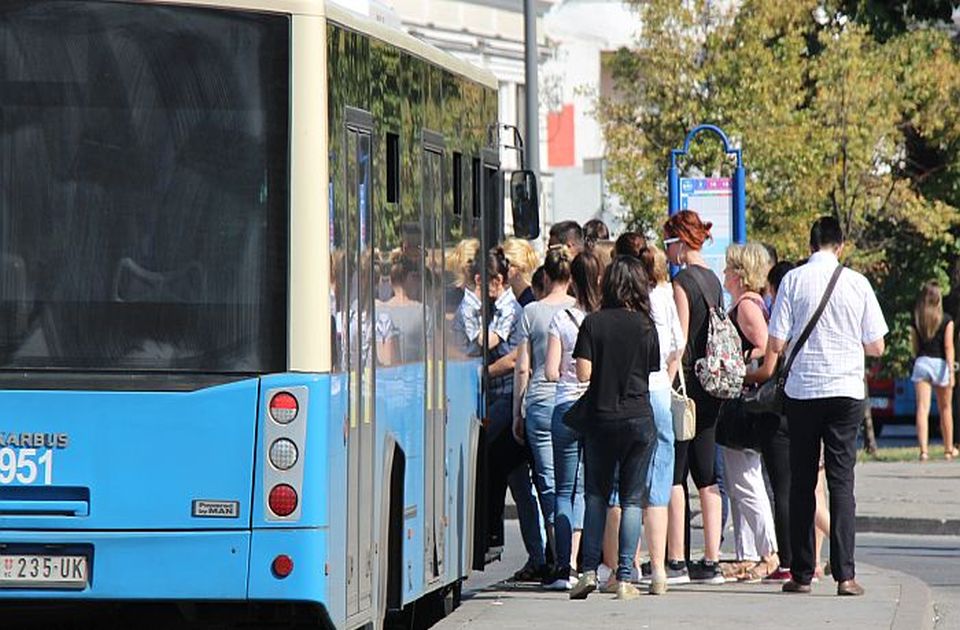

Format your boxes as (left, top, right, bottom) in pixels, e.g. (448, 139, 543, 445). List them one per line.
(919, 451, 929, 462)
(739, 559, 775, 584)
(947, 448, 959, 460)
(722, 560, 754, 580)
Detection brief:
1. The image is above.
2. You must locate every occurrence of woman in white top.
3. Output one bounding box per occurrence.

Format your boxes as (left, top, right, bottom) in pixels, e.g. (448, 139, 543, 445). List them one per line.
(543, 250, 603, 590)
(635, 243, 683, 594)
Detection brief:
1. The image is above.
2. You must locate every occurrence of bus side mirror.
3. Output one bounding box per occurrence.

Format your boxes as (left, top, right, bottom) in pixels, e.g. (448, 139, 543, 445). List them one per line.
(510, 170, 540, 240)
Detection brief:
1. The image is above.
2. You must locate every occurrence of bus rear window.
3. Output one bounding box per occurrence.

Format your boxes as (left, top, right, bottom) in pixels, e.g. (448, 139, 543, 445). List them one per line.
(0, 2, 289, 376)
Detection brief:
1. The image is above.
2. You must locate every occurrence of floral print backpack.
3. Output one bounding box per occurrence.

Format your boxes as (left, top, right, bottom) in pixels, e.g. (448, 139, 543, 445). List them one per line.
(688, 271, 745, 399)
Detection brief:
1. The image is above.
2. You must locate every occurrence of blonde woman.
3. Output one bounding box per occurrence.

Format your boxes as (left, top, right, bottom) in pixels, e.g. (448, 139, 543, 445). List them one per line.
(502, 237, 541, 306)
(720, 243, 780, 582)
(911, 281, 957, 460)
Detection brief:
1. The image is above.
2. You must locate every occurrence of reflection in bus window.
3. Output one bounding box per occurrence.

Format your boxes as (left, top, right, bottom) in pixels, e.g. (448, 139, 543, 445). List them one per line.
(0, 3, 289, 374)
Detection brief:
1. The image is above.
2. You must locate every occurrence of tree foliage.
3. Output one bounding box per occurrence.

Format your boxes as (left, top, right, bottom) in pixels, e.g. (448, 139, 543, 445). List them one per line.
(599, 0, 960, 374)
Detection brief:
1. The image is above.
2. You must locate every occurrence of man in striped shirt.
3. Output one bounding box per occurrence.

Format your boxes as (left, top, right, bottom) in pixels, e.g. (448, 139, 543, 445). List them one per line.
(756, 216, 887, 597)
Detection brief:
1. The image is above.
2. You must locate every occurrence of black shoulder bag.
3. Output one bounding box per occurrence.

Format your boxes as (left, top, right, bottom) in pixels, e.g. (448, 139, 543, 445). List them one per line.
(743, 264, 845, 415)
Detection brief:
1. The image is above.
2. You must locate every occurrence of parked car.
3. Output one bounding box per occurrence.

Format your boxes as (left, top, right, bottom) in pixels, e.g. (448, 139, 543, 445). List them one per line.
(867, 374, 942, 437)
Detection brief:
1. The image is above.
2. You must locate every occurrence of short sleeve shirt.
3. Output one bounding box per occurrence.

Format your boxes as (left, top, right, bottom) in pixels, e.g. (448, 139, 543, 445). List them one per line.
(519, 297, 576, 407)
(648, 283, 684, 391)
(573, 308, 660, 423)
(768, 251, 888, 400)
(488, 289, 524, 398)
(549, 306, 589, 405)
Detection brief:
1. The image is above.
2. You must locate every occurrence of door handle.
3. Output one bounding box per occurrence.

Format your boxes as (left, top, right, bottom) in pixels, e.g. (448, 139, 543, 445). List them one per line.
(0, 499, 89, 517)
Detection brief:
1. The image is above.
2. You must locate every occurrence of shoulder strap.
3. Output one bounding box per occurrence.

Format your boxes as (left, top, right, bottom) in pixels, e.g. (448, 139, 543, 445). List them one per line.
(564, 308, 581, 329)
(781, 264, 844, 379)
(685, 267, 722, 311)
(732, 295, 769, 324)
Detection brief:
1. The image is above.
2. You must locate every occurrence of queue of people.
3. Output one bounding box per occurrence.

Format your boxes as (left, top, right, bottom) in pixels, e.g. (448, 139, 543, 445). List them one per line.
(454, 211, 889, 601)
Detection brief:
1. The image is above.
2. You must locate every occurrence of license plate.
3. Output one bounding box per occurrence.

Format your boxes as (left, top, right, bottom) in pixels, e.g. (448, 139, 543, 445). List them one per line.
(869, 396, 890, 409)
(0, 554, 88, 589)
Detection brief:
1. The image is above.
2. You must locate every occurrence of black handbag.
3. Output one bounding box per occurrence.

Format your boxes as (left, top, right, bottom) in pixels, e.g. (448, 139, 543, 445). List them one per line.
(743, 264, 845, 415)
(562, 392, 591, 433)
(716, 397, 778, 450)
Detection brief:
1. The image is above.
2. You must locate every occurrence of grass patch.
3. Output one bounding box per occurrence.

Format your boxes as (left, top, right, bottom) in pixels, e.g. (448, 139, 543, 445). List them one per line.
(858, 445, 949, 463)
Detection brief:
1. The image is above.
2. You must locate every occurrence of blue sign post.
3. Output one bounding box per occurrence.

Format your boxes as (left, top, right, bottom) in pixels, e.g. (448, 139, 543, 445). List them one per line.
(668, 125, 747, 285)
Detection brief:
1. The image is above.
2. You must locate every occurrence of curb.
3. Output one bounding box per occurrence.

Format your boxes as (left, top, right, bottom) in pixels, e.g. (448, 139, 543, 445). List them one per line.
(856, 515, 960, 536)
(886, 564, 935, 630)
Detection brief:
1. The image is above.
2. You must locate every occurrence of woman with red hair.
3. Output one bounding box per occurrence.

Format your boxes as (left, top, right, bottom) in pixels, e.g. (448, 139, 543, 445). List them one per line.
(661, 210, 725, 585)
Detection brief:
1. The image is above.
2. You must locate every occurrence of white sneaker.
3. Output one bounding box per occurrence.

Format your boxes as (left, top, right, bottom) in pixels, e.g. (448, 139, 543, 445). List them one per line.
(597, 563, 613, 584)
(543, 577, 572, 591)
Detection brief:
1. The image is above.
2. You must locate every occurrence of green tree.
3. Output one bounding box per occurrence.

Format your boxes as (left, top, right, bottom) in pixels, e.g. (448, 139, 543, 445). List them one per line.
(599, 0, 960, 374)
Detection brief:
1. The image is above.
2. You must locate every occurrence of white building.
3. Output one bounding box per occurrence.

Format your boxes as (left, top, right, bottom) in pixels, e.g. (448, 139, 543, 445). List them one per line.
(540, 0, 638, 233)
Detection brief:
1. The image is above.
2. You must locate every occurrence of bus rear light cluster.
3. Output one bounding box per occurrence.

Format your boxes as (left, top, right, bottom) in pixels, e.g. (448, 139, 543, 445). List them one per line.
(268, 484, 298, 517)
(263, 387, 307, 522)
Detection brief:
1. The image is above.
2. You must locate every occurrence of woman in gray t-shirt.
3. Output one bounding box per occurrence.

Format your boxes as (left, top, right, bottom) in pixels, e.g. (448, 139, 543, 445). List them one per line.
(513, 247, 575, 583)
(542, 249, 603, 589)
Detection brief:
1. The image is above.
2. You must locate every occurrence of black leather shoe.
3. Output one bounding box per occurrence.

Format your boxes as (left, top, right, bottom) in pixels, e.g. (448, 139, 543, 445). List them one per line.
(837, 579, 865, 596)
(782, 579, 812, 593)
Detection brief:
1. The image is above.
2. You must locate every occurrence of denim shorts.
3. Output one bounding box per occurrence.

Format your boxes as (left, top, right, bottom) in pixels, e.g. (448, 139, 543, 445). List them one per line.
(646, 387, 675, 507)
(912, 356, 951, 387)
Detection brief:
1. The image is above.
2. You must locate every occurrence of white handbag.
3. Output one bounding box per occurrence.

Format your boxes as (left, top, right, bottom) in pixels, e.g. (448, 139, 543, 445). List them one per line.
(672, 364, 697, 442)
(667, 304, 695, 441)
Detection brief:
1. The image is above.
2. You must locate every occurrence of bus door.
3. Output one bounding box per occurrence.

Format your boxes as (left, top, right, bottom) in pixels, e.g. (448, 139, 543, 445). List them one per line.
(422, 132, 446, 583)
(345, 112, 375, 617)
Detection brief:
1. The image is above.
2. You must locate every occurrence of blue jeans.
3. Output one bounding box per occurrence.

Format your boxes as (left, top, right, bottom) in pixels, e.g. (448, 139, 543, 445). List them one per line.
(551, 400, 585, 572)
(489, 395, 545, 567)
(581, 419, 655, 581)
(647, 387, 675, 507)
(525, 400, 556, 526)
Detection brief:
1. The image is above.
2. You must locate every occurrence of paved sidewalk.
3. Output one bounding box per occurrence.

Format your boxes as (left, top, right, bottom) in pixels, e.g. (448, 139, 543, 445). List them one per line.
(505, 460, 960, 535)
(855, 461, 960, 535)
(438, 562, 933, 630)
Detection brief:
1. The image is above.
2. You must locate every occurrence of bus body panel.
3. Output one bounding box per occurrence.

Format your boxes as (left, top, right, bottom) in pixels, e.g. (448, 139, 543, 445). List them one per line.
(0, 380, 259, 531)
(247, 527, 327, 602)
(0, 530, 250, 599)
(443, 360, 481, 581)
(372, 362, 426, 606)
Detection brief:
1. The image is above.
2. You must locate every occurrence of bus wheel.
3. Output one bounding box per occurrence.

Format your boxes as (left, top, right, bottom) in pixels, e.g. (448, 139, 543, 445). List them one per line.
(412, 581, 461, 630)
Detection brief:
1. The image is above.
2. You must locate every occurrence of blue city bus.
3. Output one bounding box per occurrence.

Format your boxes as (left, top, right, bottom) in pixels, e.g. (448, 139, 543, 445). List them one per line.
(0, 1, 510, 627)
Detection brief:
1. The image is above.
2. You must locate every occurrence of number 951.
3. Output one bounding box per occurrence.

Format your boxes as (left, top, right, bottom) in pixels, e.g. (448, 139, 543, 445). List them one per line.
(0, 448, 54, 485)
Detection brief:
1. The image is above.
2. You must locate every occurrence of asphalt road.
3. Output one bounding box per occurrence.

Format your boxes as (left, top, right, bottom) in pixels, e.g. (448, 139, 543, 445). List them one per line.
(857, 533, 960, 630)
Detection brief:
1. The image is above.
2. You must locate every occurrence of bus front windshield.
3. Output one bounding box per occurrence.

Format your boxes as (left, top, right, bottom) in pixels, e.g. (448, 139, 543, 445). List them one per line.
(0, 2, 290, 376)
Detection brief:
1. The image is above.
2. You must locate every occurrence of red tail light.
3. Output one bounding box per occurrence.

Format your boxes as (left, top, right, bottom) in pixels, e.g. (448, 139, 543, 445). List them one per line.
(269, 392, 299, 424)
(268, 484, 298, 517)
(272, 554, 294, 578)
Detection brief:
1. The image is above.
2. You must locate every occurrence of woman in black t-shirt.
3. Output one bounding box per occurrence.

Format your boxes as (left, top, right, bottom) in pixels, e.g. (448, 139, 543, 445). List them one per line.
(911, 281, 957, 460)
(661, 210, 725, 584)
(568, 256, 659, 600)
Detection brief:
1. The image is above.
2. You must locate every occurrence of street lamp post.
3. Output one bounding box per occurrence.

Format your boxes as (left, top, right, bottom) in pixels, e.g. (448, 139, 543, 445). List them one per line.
(523, 0, 540, 179)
